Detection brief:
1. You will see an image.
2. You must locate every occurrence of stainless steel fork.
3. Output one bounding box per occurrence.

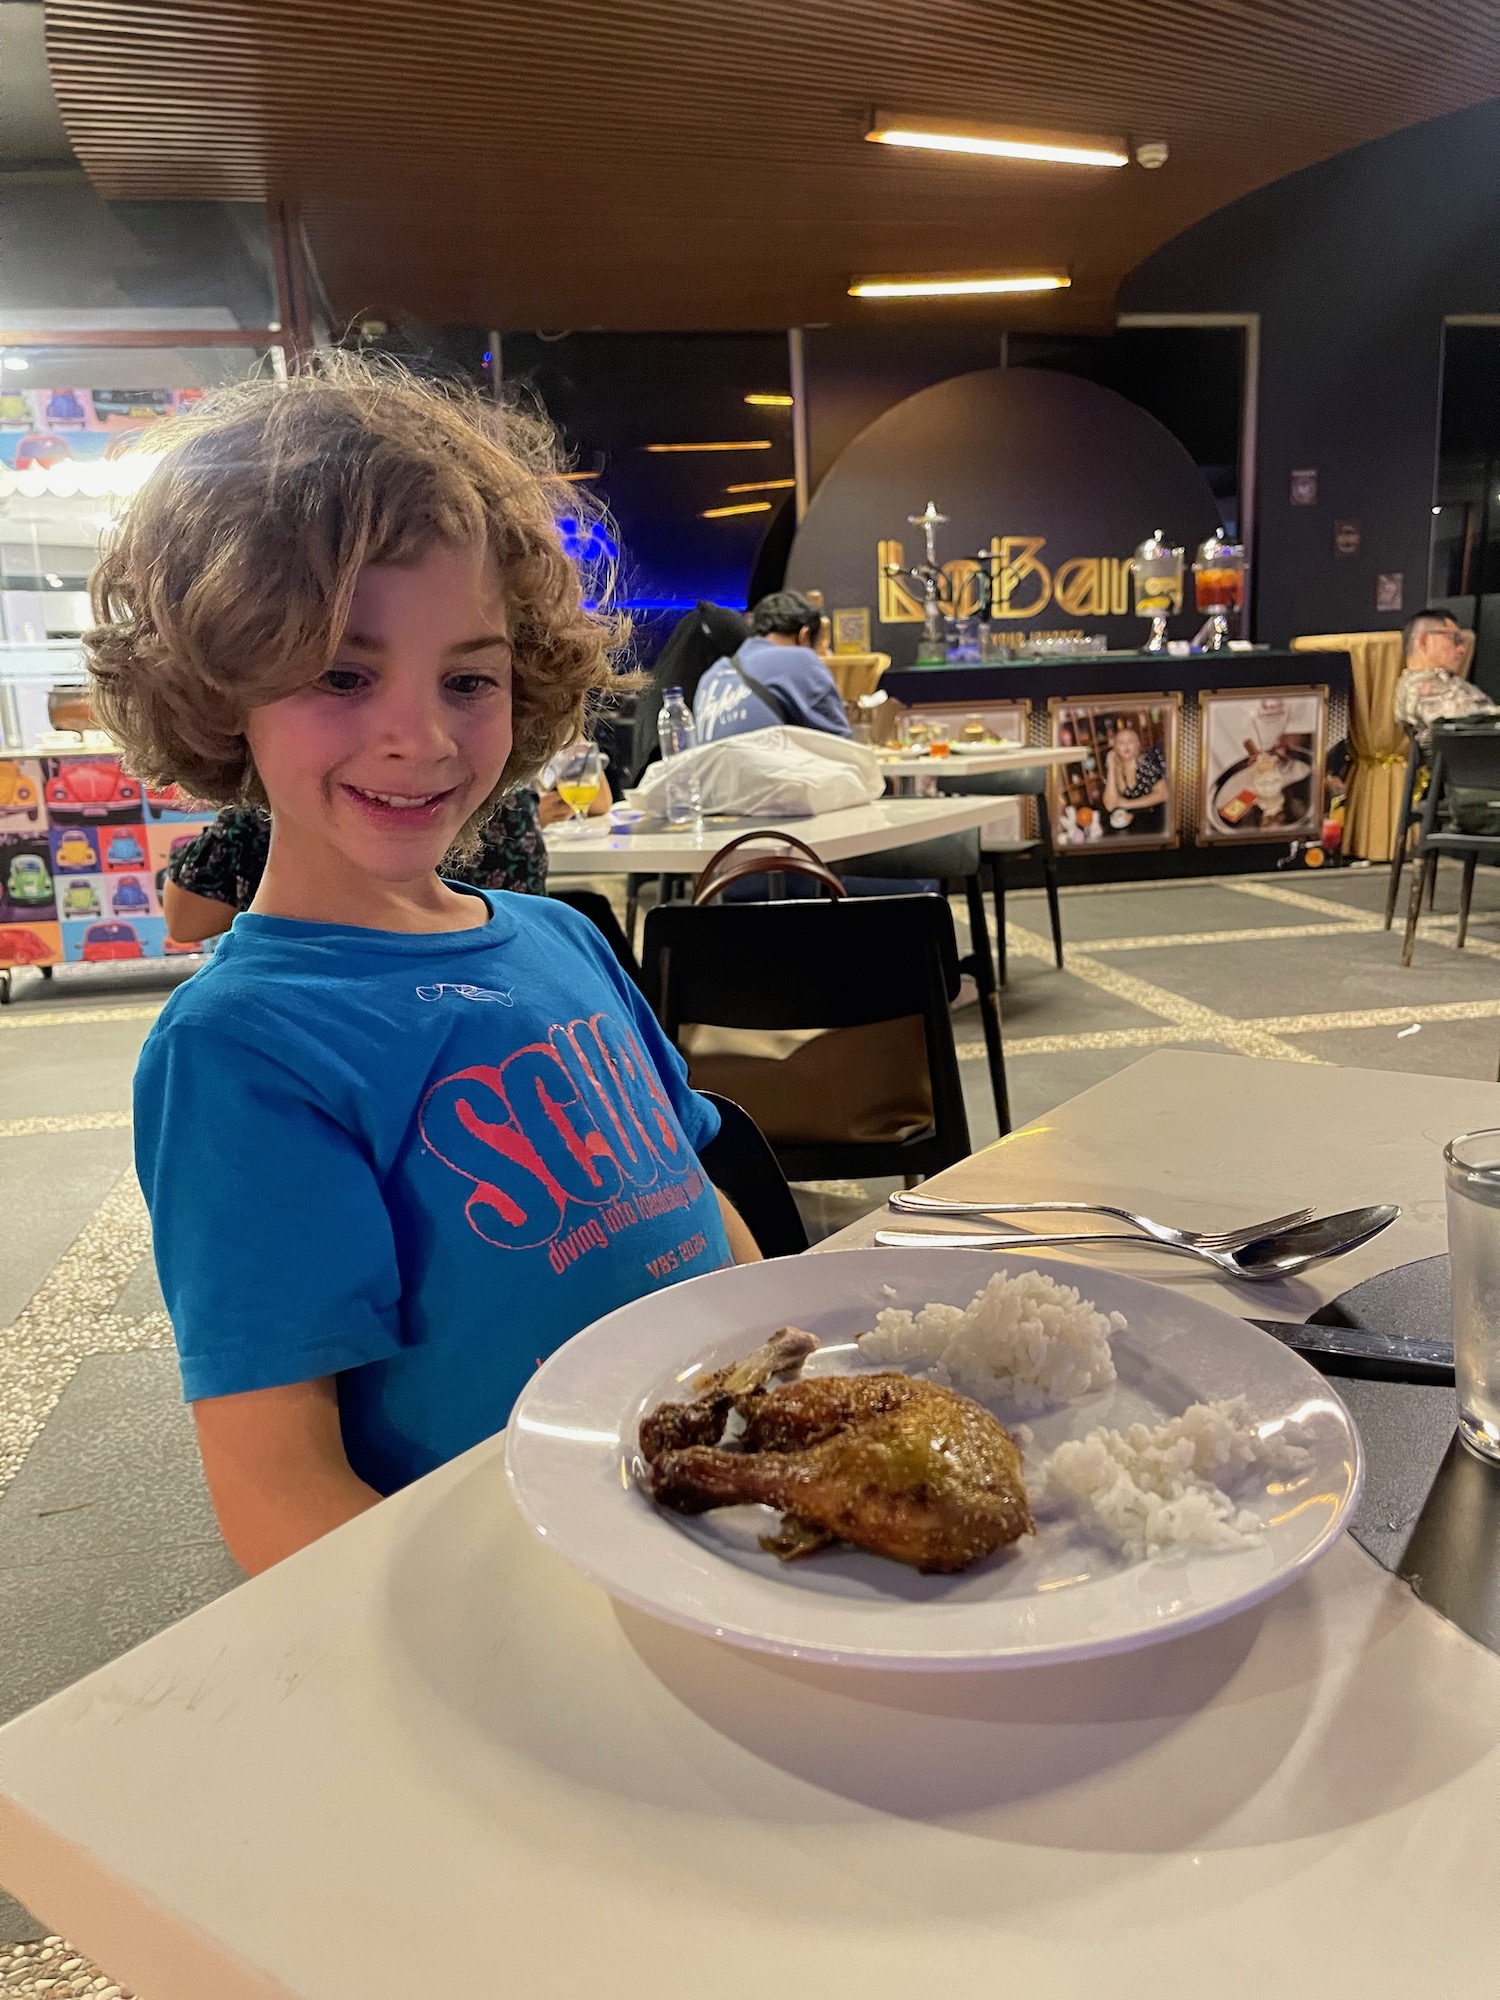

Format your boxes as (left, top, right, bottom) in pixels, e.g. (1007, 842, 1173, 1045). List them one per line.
(886, 1192, 1316, 1252)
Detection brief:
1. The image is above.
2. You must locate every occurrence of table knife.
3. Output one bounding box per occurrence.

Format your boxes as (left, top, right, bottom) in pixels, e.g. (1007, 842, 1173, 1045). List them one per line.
(1247, 1318, 1454, 1386)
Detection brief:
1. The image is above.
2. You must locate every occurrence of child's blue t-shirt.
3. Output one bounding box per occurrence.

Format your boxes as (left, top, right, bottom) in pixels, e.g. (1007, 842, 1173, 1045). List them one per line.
(133, 891, 731, 1494)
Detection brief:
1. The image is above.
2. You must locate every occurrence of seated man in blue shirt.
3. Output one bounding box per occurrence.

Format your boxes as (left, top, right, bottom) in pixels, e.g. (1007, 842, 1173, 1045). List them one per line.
(693, 591, 852, 743)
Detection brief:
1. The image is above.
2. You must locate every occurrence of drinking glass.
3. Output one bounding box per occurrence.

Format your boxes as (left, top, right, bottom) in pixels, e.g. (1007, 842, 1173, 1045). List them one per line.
(552, 742, 603, 836)
(1444, 1127, 1500, 1461)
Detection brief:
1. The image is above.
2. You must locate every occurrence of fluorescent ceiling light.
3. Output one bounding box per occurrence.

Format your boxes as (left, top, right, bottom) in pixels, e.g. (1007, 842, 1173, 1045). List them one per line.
(725, 478, 797, 493)
(867, 114, 1128, 170)
(850, 272, 1070, 299)
(744, 392, 793, 406)
(645, 440, 773, 452)
(702, 500, 772, 518)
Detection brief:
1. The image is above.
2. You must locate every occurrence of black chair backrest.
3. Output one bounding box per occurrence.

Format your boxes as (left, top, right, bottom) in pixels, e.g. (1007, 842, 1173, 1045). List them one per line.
(644, 892, 961, 1030)
(695, 1092, 809, 1258)
(1475, 597, 1500, 702)
(1429, 720, 1500, 795)
(642, 893, 970, 1178)
(547, 888, 643, 986)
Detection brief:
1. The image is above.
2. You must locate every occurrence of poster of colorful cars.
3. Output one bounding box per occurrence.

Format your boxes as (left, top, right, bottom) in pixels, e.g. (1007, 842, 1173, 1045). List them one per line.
(0, 752, 213, 974)
(0, 386, 204, 472)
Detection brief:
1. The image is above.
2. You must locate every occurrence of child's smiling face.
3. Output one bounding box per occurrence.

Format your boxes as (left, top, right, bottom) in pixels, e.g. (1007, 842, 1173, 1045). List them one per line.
(244, 539, 514, 887)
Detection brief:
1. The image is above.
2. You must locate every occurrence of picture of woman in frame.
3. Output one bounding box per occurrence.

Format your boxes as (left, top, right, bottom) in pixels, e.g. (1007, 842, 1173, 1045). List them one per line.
(1049, 697, 1179, 850)
(1102, 723, 1169, 836)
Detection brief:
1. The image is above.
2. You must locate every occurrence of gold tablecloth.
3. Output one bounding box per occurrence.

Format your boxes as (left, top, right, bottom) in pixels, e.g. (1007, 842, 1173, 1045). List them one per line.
(825, 651, 890, 703)
(1291, 628, 1476, 860)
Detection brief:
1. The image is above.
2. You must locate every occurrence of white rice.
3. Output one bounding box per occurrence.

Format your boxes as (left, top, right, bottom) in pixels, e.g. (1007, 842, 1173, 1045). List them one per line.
(1031, 1396, 1311, 1560)
(857, 1268, 1123, 1409)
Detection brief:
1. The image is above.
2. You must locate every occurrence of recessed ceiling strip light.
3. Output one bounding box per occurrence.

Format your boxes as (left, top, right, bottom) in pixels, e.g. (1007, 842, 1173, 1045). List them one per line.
(866, 114, 1128, 170)
(724, 478, 797, 493)
(849, 272, 1070, 299)
(744, 392, 794, 406)
(702, 501, 773, 518)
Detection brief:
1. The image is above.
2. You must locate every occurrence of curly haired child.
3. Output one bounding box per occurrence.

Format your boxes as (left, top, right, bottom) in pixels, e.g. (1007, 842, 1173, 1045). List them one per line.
(89, 355, 756, 1573)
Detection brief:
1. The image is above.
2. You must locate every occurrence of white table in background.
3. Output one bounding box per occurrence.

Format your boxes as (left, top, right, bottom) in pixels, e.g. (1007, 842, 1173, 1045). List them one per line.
(1, 1052, 1498, 2000)
(875, 743, 1074, 782)
(543, 791, 1017, 877)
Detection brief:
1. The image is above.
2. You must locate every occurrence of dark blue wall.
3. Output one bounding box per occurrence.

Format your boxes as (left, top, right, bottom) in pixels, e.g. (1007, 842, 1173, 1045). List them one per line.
(499, 332, 793, 620)
(1120, 100, 1500, 646)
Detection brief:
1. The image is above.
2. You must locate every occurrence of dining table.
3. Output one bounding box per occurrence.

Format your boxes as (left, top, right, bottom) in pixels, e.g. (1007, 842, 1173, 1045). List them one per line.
(874, 743, 1074, 782)
(873, 741, 1075, 806)
(1, 1051, 1498, 2000)
(541, 789, 1031, 878)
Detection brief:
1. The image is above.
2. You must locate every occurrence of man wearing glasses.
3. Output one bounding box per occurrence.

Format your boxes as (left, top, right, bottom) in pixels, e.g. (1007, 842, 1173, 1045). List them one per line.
(1394, 608, 1495, 743)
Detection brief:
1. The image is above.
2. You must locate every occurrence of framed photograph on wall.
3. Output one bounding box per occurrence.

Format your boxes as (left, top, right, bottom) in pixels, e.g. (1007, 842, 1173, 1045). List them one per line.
(830, 606, 872, 654)
(1047, 694, 1181, 851)
(1199, 686, 1327, 843)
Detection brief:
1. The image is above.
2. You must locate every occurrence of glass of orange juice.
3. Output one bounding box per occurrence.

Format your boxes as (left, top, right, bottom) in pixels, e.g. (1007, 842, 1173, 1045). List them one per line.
(553, 741, 604, 835)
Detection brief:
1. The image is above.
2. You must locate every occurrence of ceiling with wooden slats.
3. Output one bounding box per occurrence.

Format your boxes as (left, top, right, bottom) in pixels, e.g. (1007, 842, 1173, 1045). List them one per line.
(42, 1, 1500, 330)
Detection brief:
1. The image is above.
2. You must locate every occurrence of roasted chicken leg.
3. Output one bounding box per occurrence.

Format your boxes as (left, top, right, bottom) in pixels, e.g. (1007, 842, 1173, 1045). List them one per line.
(646, 1371, 1032, 1574)
(637, 1325, 818, 1464)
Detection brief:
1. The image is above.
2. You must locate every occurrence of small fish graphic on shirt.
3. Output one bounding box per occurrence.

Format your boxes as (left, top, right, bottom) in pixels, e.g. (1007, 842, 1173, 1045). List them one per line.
(416, 982, 515, 1007)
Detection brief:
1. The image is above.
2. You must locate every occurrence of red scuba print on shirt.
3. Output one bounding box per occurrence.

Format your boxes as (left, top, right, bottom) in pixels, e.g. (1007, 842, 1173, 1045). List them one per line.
(417, 1008, 710, 1274)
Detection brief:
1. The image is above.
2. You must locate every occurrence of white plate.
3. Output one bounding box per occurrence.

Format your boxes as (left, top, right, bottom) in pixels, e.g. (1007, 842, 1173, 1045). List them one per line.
(505, 1248, 1362, 1670)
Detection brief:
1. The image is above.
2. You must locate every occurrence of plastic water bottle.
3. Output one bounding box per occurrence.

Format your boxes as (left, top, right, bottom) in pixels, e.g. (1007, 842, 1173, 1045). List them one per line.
(657, 686, 702, 827)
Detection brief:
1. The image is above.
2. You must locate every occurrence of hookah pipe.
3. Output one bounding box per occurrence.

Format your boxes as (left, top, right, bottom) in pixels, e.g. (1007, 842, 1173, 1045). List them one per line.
(882, 501, 950, 662)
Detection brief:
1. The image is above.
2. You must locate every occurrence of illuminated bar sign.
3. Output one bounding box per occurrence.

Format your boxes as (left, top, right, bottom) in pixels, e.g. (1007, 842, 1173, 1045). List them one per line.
(877, 537, 1138, 622)
(786, 366, 1224, 662)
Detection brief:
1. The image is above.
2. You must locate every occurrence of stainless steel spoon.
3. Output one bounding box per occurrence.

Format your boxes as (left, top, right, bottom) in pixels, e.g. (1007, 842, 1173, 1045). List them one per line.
(887, 1191, 1315, 1251)
(872, 1205, 1400, 1282)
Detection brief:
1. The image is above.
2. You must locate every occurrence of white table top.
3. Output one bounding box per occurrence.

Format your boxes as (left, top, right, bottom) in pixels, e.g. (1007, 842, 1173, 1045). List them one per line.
(875, 743, 1074, 779)
(544, 791, 1013, 876)
(2, 1052, 1499, 2000)
(826, 1048, 1473, 1318)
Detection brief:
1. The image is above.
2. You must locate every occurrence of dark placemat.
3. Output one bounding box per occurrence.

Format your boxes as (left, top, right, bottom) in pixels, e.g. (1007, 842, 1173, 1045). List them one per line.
(1281, 1255, 1500, 1659)
(1334, 1377, 1457, 1572)
(1312, 1252, 1451, 1345)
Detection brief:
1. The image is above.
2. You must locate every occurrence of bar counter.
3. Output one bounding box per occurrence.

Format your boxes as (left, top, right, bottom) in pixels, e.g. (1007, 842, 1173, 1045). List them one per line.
(882, 647, 1353, 881)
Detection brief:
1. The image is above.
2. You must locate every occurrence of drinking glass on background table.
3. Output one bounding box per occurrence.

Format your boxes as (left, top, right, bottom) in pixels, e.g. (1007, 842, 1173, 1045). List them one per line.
(551, 741, 604, 835)
(1444, 1128, 1500, 1461)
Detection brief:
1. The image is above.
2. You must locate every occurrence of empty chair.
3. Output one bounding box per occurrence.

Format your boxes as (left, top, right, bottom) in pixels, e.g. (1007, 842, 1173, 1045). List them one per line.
(1401, 720, 1500, 964)
(834, 827, 1009, 1132)
(643, 874, 985, 1185)
(936, 766, 1063, 982)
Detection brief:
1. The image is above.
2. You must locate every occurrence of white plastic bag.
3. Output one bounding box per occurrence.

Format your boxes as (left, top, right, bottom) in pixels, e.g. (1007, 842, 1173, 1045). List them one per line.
(628, 726, 883, 819)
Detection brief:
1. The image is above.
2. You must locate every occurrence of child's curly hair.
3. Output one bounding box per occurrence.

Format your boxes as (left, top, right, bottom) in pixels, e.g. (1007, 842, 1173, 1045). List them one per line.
(85, 353, 623, 841)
